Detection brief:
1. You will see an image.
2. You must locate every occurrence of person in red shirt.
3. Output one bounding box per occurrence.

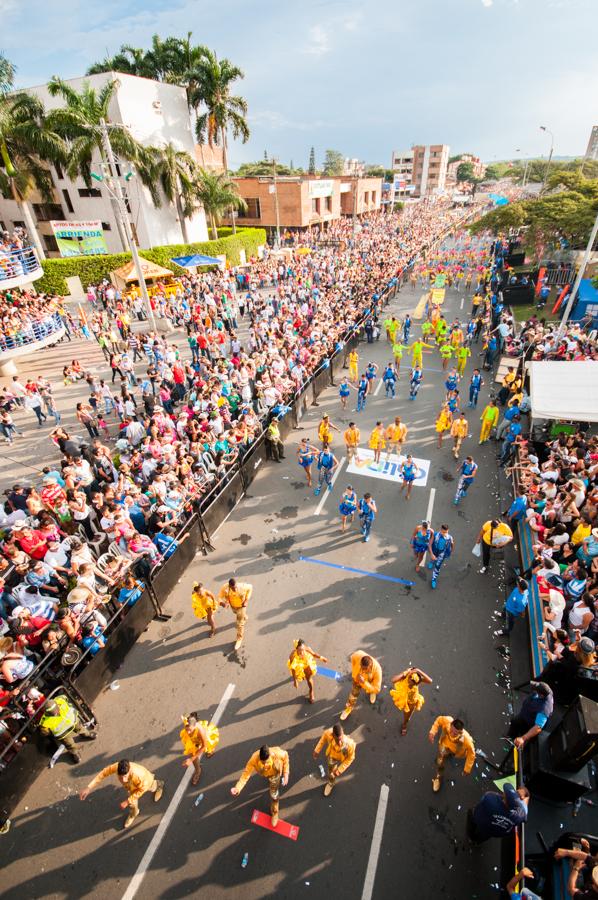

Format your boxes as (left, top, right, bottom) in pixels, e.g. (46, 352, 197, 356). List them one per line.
(13, 525, 48, 560)
(11, 607, 52, 649)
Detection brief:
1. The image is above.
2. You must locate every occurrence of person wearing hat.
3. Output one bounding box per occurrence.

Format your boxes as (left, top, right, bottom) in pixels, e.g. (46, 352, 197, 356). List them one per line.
(468, 783, 529, 844)
(508, 682, 554, 749)
(265, 419, 285, 462)
(38, 694, 96, 763)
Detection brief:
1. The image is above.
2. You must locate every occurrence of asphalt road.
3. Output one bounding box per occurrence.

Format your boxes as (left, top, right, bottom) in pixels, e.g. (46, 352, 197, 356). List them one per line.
(0, 279, 516, 900)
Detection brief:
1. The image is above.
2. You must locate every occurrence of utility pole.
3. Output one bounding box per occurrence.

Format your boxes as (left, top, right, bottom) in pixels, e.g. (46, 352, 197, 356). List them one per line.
(99, 118, 156, 331)
(555, 207, 598, 341)
(272, 158, 281, 248)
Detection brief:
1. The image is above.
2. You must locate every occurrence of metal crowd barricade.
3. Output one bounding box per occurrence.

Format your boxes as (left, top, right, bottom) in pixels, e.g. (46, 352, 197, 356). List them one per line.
(0, 312, 65, 355)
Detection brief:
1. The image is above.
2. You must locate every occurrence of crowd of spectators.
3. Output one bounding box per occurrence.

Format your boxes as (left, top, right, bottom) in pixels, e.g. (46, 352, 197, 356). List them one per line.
(0, 199, 475, 767)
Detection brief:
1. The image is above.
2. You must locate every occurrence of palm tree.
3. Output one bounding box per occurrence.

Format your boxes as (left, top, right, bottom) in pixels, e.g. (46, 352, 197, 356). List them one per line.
(194, 170, 246, 240)
(0, 54, 67, 259)
(142, 143, 200, 244)
(86, 47, 148, 77)
(187, 51, 249, 173)
(46, 77, 153, 250)
(85, 33, 209, 85)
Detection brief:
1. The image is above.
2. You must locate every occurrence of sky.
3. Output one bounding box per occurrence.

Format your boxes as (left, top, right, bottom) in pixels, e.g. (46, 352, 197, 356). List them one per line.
(3, 0, 598, 170)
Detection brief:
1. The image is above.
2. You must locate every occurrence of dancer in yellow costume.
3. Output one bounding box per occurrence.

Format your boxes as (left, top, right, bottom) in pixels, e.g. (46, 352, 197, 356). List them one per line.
(411, 338, 433, 369)
(287, 639, 328, 703)
(435, 403, 453, 448)
(191, 582, 218, 637)
(368, 421, 386, 464)
(180, 712, 220, 785)
(390, 666, 432, 736)
(479, 399, 499, 444)
(348, 349, 359, 382)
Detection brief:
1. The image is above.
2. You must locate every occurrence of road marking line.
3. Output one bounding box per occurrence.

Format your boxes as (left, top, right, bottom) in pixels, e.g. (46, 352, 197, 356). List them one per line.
(361, 784, 390, 900)
(421, 487, 436, 567)
(314, 457, 345, 515)
(299, 556, 415, 587)
(373, 378, 383, 397)
(121, 682, 235, 900)
(460, 297, 464, 310)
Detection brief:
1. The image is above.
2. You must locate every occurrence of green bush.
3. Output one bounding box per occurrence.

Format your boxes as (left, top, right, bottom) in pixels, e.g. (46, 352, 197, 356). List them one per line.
(36, 228, 267, 295)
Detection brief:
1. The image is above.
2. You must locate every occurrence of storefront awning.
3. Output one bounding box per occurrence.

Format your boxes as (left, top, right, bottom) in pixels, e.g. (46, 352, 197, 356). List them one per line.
(171, 254, 222, 268)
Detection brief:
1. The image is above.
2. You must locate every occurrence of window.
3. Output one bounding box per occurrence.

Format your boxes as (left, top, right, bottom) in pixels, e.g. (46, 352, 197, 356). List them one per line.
(32, 202, 64, 221)
(0, 220, 5, 232)
(55, 163, 64, 180)
(78, 187, 102, 198)
(371, 191, 376, 205)
(237, 198, 260, 219)
(325, 196, 332, 212)
(124, 196, 132, 214)
(12, 220, 25, 229)
(101, 221, 112, 231)
(312, 198, 321, 214)
(363, 192, 369, 204)
(43, 234, 59, 253)
(62, 189, 74, 214)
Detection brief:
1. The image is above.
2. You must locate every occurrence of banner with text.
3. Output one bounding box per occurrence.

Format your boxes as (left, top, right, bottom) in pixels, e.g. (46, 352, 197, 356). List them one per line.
(50, 220, 108, 257)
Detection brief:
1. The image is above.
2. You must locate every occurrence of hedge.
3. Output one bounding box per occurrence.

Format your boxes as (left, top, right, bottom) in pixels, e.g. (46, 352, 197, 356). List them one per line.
(36, 227, 267, 295)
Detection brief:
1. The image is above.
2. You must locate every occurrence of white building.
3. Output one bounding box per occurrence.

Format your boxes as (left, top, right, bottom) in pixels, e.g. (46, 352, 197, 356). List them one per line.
(342, 158, 365, 177)
(585, 126, 598, 162)
(0, 72, 208, 256)
(391, 144, 450, 197)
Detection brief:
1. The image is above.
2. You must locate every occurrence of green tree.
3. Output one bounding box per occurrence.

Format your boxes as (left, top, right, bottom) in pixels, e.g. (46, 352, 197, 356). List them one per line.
(322, 148, 344, 176)
(142, 143, 201, 244)
(448, 154, 463, 164)
(484, 163, 502, 181)
(86, 33, 209, 85)
(236, 161, 291, 177)
(0, 53, 66, 259)
(194, 169, 247, 239)
(187, 50, 249, 172)
(308, 146, 316, 174)
(365, 165, 385, 177)
(46, 77, 153, 250)
(470, 183, 598, 254)
(456, 161, 475, 183)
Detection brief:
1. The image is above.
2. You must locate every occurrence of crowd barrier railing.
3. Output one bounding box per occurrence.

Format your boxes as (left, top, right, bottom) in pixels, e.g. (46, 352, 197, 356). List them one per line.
(0, 312, 65, 357)
(0, 245, 41, 283)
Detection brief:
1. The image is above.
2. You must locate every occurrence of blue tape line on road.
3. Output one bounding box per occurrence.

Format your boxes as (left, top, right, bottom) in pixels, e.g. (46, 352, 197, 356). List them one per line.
(299, 556, 415, 587)
(317, 666, 344, 681)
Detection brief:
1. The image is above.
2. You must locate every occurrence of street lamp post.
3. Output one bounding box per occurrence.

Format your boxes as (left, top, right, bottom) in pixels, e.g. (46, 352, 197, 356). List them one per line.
(98, 118, 156, 331)
(539, 125, 554, 195)
(555, 206, 598, 342)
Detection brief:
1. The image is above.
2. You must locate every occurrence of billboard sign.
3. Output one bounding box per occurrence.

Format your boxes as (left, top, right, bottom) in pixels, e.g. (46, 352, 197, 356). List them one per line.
(50, 220, 109, 257)
(308, 180, 334, 198)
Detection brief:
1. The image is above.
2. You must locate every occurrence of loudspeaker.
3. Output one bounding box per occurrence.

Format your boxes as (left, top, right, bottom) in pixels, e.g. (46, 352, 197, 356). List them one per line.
(524, 734, 592, 802)
(547, 696, 598, 773)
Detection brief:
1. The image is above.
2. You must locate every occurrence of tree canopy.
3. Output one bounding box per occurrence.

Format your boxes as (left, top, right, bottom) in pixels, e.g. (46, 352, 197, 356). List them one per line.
(470, 173, 598, 252)
(456, 161, 474, 182)
(322, 149, 343, 176)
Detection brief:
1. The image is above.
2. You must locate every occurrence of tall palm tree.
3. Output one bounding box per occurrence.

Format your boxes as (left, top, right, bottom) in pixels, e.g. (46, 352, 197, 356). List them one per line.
(46, 77, 153, 250)
(85, 33, 209, 85)
(142, 143, 200, 244)
(194, 169, 246, 240)
(0, 54, 66, 259)
(86, 47, 147, 77)
(187, 51, 249, 173)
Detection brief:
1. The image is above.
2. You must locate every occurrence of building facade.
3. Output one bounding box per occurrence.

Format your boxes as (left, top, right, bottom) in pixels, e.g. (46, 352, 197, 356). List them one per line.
(0, 72, 208, 257)
(585, 126, 598, 161)
(446, 153, 486, 183)
(343, 158, 365, 176)
(391, 144, 450, 196)
(226, 176, 382, 230)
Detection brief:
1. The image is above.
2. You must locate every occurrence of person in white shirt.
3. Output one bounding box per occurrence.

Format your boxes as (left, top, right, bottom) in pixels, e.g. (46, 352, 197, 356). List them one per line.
(126, 418, 146, 447)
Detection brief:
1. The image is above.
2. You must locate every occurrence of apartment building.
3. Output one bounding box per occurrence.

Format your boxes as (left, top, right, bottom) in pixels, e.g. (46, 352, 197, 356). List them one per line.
(391, 144, 450, 196)
(225, 175, 382, 231)
(0, 72, 208, 256)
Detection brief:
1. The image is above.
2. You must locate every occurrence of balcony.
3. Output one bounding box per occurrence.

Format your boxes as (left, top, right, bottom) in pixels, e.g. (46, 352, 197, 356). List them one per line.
(0, 311, 65, 375)
(0, 245, 45, 291)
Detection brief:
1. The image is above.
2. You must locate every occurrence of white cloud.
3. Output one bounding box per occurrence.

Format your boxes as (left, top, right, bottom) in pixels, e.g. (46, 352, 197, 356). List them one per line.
(481, 0, 493, 6)
(344, 12, 363, 31)
(303, 24, 331, 56)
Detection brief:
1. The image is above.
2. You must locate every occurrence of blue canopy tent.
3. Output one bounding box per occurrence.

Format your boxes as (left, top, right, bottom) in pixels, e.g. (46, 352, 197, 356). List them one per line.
(488, 193, 509, 207)
(171, 254, 222, 269)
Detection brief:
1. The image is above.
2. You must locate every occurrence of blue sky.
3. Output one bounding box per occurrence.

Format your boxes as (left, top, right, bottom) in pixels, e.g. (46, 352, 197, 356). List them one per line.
(3, 0, 598, 169)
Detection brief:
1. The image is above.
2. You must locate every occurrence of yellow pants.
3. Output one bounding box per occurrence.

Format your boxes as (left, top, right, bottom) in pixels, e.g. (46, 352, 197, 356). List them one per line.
(457, 358, 467, 376)
(234, 607, 248, 641)
(480, 420, 494, 443)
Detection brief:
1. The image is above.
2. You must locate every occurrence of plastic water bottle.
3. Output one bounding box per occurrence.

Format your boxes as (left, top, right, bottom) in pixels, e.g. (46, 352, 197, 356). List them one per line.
(318, 765, 325, 779)
(194, 793, 204, 807)
(241, 852, 249, 869)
